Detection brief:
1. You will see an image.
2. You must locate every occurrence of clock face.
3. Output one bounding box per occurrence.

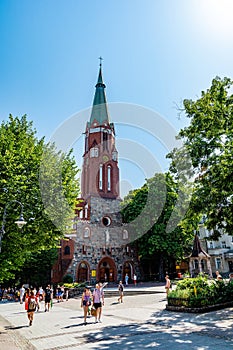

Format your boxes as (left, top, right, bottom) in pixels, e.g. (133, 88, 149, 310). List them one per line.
(103, 155, 109, 163)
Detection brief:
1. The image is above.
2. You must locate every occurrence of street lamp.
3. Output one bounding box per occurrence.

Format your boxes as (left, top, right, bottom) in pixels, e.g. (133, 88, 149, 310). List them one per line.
(0, 200, 27, 253)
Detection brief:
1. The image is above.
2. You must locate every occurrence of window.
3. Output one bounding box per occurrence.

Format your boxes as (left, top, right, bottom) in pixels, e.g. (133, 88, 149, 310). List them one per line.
(222, 241, 226, 248)
(83, 227, 90, 238)
(107, 165, 111, 191)
(103, 131, 108, 150)
(123, 229, 128, 240)
(215, 257, 221, 270)
(194, 260, 199, 269)
(84, 204, 88, 218)
(90, 147, 98, 158)
(102, 216, 111, 227)
(112, 151, 117, 161)
(99, 165, 103, 190)
(64, 246, 70, 255)
(209, 241, 213, 249)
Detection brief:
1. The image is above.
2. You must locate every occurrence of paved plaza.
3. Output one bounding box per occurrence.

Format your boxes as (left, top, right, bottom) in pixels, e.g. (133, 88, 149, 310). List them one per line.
(0, 284, 233, 349)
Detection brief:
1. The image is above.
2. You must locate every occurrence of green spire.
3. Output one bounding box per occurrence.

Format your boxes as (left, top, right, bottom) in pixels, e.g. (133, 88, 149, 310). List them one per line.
(89, 59, 110, 126)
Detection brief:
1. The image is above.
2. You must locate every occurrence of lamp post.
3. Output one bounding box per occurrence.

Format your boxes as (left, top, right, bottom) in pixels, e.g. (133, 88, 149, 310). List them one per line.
(0, 200, 27, 253)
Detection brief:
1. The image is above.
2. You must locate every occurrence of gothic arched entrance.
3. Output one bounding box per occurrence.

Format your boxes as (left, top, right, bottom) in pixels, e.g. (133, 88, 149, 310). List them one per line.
(77, 261, 90, 282)
(123, 261, 133, 283)
(97, 257, 117, 283)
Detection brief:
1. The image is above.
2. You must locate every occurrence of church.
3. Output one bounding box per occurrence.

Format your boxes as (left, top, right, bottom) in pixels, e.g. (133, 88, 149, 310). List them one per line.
(51, 62, 140, 285)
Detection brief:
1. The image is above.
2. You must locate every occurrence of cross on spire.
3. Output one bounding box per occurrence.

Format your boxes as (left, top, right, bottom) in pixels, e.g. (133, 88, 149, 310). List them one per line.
(99, 56, 103, 67)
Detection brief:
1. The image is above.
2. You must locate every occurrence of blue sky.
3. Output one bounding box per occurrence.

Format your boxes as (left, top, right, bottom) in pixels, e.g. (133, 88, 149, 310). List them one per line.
(1, 0, 233, 197)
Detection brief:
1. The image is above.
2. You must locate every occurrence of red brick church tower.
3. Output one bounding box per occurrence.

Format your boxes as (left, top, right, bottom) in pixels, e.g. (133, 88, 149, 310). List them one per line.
(51, 61, 139, 285)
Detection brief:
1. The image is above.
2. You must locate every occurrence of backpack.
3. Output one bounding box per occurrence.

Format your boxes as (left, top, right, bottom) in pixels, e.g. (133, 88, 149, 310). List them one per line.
(119, 284, 124, 292)
(45, 289, 51, 298)
(28, 298, 37, 311)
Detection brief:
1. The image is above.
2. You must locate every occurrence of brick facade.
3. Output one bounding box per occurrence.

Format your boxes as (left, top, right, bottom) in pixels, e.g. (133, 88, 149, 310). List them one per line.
(51, 64, 140, 285)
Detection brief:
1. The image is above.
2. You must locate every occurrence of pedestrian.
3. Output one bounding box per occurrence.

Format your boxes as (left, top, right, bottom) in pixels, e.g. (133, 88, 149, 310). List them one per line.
(165, 275, 171, 296)
(125, 273, 129, 286)
(19, 285, 25, 304)
(44, 284, 52, 312)
(24, 288, 30, 311)
(118, 281, 124, 303)
(38, 286, 44, 302)
(65, 287, 69, 301)
(56, 284, 62, 302)
(60, 285, 64, 301)
(229, 273, 233, 282)
(216, 271, 223, 280)
(133, 273, 137, 286)
(27, 290, 38, 326)
(92, 283, 104, 323)
(81, 287, 92, 325)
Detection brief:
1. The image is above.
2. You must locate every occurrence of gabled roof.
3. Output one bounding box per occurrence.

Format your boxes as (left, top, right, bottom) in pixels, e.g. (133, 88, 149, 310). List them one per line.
(189, 234, 210, 258)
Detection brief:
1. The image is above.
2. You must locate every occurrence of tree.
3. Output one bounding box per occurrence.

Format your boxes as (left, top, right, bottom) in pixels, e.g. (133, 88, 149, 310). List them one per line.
(121, 172, 193, 280)
(0, 115, 80, 283)
(169, 77, 233, 237)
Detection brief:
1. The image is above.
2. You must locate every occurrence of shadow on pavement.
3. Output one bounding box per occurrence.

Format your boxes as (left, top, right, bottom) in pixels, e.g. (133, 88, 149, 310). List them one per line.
(70, 308, 233, 349)
(5, 324, 29, 330)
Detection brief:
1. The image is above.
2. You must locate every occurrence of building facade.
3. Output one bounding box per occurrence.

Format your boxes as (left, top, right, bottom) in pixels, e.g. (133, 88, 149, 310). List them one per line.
(51, 63, 139, 285)
(192, 223, 233, 277)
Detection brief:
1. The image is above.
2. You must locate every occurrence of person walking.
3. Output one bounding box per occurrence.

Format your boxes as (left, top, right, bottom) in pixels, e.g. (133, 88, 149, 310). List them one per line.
(165, 275, 171, 296)
(125, 273, 129, 286)
(81, 287, 92, 325)
(65, 287, 69, 301)
(19, 285, 25, 304)
(44, 285, 52, 312)
(133, 273, 137, 286)
(118, 281, 124, 303)
(92, 283, 104, 323)
(38, 286, 44, 302)
(216, 271, 223, 280)
(27, 290, 38, 326)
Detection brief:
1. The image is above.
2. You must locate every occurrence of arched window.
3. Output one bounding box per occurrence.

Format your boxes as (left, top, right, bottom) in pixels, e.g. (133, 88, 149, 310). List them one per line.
(90, 147, 98, 158)
(103, 130, 108, 151)
(123, 229, 128, 240)
(99, 164, 103, 190)
(64, 245, 70, 255)
(112, 151, 117, 161)
(84, 204, 88, 218)
(83, 227, 90, 238)
(107, 165, 111, 191)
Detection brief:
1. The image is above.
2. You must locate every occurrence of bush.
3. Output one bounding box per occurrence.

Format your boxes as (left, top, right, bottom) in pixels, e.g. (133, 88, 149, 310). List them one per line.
(168, 275, 233, 308)
(62, 275, 73, 283)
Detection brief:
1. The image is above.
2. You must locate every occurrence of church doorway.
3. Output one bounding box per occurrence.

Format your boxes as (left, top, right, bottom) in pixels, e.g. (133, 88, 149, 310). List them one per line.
(77, 261, 89, 282)
(123, 261, 133, 283)
(98, 257, 117, 283)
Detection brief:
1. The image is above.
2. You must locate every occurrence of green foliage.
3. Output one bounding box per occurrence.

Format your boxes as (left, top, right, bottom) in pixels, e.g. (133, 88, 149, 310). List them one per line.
(169, 77, 233, 234)
(0, 115, 80, 283)
(121, 172, 194, 276)
(168, 276, 233, 307)
(62, 274, 73, 284)
(13, 249, 58, 287)
(63, 281, 87, 289)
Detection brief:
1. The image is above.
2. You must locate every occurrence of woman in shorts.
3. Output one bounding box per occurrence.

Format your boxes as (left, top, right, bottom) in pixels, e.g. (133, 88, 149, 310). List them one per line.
(81, 287, 92, 325)
(92, 283, 104, 323)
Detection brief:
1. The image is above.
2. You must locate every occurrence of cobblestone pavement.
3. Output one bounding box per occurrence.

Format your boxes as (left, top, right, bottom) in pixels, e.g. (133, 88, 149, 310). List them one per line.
(0, 285, 233, 349)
